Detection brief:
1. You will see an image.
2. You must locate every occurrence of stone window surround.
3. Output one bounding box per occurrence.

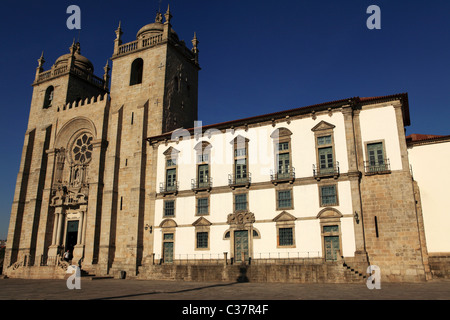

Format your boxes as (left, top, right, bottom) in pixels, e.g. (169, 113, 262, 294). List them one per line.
(195, 193, 210, 216)
(230, 135, 250, 185)
(163, 197, 176, 218)
(270, 127, 293, 180)
(233, 189, 248, 212)
(163, 147, 179, 193)
(312, 121, 337, 176)
(273, 211, 297, 248)
(275, 185, 294, 211)
(194, 141, 212, 188)
(363, 139, 390, 175)
(318, 182, 339, 207)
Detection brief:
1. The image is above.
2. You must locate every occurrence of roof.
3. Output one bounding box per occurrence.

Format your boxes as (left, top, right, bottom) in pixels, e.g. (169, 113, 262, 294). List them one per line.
(147, 93, 410, 143)
(406, 133, 450, 146)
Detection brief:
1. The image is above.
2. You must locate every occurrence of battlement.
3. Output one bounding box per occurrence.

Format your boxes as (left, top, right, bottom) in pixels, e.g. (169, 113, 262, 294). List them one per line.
(56, 93, 110, 112)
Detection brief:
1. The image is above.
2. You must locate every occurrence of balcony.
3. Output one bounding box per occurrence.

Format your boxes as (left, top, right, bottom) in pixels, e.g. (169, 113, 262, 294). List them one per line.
(313, 162, 340, 180)
(270, 167, 295, 185)
(159, 182, 179, 195)
(364, 159, 391, 175)
(191, 177, 213, 193)
(228, 173, 252, 189)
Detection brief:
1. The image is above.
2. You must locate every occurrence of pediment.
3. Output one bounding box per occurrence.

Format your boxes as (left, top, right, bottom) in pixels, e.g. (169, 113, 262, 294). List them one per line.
(159, 219, 177, 228)
(192, 217, 212, 227)
(230, 134, 250, 145)
(163, 146, 180, 156)
(311, 120, 335, 132)
(316, 208, 343, 219)
(273, 211, 296, 222)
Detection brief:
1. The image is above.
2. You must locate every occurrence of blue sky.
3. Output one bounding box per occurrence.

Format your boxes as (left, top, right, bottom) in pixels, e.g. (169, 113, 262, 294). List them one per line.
(0, 0, 449, 240)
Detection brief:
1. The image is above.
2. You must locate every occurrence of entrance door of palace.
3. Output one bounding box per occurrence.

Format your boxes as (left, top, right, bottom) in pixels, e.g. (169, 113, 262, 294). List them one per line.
(234, 230, 249, 262)
(324, 236, 340, 261)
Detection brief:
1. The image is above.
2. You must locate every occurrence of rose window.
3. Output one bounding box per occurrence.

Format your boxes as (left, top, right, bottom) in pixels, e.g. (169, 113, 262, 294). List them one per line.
(72, 133, 93, 164)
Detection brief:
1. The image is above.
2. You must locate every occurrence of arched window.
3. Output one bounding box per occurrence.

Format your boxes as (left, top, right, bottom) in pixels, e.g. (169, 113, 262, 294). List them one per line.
(43, 86, 54, 109)
(130, 58, 143, 85)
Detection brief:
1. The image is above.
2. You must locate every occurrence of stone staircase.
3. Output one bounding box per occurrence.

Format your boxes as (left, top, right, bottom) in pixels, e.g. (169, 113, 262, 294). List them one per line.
(79, 267, 114, 281)
(341, 256, 367, 281)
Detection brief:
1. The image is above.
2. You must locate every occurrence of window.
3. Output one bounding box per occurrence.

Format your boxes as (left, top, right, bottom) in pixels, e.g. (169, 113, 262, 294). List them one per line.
(277, 190, 292, 209)
(274, 211, 296, 248)
(72, 133, 93, 164)
(197, 154, 209, 163)
(318, 145, 334, 173)
(235, 194, 247, 211)
(312, 121, 337, 178)
(278, 142, 289, 151)
(161, 147, 179, 194)
(366, 141, 389, 173)
(197, 197, 209, 215)
(367, 142, 384, 165)
(317, 135, 332, 145)
(271, 128, 293, 182)
(235, 148, 246, 157)
(196, 232, 208, 249)
(164, 200, 175, 217)
(167, 159, 177, 167)
(320, 185, 338, 206)
(194, 141, 212, 190)
(130, 58, 143, 85)
(230, 136, 250, 186)
(43, 86, 54, 109)
(197, 164, 209, 188)
(235, 159, 247, 183)
(278, 227, 294, 246)
(166, 168, 177, 191)
(323, 225, 339, 233)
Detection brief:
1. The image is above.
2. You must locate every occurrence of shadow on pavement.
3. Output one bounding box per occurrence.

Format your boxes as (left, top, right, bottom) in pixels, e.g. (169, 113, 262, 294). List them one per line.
(91, 281, 242, 300)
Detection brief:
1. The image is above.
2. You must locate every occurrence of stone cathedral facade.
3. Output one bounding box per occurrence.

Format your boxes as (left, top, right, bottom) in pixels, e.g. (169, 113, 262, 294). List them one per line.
(3, 8, 449, 282)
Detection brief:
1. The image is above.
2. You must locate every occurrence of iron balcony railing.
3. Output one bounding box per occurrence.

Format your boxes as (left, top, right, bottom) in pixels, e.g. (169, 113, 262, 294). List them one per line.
(191, 177, 213, 191)
(270, 167, 295, 183)
(364, 159, 391, 174)
(228, 172, 252, 187)
(159, 181, 179, 194)
(313, 161, 340, 179)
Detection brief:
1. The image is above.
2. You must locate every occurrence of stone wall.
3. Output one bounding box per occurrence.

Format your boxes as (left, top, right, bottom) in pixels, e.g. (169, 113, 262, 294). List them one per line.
(428, 255, 450, 279)
(360, 171, 429, 281)
(136, 262, 366, 284)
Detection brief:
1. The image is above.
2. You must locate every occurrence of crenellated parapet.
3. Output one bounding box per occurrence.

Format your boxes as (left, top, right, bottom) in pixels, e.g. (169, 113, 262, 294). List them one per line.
(56, 93, 110, 112)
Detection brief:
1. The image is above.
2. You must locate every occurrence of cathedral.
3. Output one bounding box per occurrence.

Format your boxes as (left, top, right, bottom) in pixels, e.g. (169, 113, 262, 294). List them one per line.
(3, 7, 449, 282)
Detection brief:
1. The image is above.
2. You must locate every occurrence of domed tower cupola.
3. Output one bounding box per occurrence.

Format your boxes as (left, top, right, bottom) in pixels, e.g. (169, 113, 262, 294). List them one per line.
(54, 40, 95, 74)
(136, 10, 179, 42)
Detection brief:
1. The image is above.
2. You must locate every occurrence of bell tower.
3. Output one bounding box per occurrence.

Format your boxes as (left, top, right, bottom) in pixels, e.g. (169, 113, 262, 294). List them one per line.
(4, 39, 110, 269)
(109, 5, 200, 135)
(98, 6, 200, 275)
